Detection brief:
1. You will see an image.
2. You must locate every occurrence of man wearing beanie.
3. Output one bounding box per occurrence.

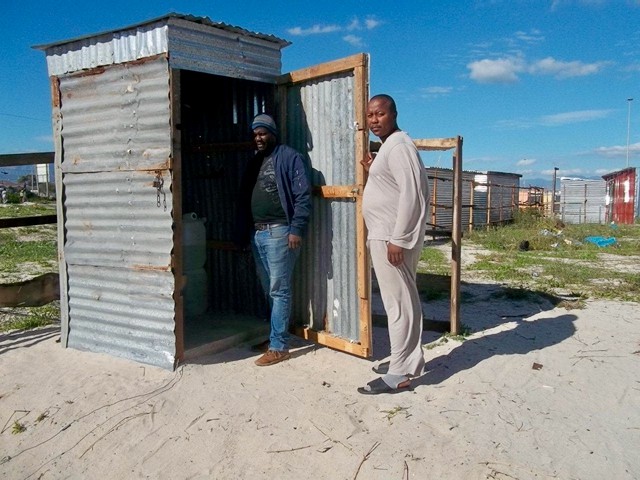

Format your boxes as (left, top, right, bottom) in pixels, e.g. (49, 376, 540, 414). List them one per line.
(240, 113, 311, 366)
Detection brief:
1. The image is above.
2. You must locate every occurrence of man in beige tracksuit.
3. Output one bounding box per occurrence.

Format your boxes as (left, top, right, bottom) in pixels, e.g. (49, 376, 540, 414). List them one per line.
(359, 94, 429, 395)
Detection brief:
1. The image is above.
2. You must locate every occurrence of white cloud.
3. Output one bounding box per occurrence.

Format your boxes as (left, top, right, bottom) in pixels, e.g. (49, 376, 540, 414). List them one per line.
(529, 57, 608, 78)
(494, 109, 614, 131)
(343, 35, 364, 47)
(493, 118, 533, 129)
(467, 57, 525, 83)
(514, 29, 545, 44)
(540, 109, 614, 125)
(594, 142, 640, 158)
(541, 168, 583, 176)
(468, 52, 607, 84)
(365, 18, 382, 29)
(288, 16, 381, 38)
(420, 86, 453, 98)
(517, 158, 536, 166)
(346, 19, 361, 31)
(287, 24, 341, 36)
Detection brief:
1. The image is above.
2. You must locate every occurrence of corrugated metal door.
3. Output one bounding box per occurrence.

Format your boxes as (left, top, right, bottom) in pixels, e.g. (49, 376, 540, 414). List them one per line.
(611, 170, 636, 224)
(278, 54, 372, 357)
(57, 56, 177, 369)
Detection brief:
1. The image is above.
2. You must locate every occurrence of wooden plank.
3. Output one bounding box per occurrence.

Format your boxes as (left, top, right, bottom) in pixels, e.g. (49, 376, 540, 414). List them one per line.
(295, 327, 369, 357)
(51, 75, 69, 347)
(170, 68, 185, 366)
(0, 215, 57, 229)
(354, 57, 372, 357)
(372, 138, 457, 152)
(313, 185, 359, 198)
(277, 53, 367, 85)
(414, 138, 458, 151)
(0, 152, 54, 167)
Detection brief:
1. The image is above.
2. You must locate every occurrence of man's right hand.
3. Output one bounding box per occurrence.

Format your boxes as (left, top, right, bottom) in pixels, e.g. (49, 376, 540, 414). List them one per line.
(360, 152, 376, 172)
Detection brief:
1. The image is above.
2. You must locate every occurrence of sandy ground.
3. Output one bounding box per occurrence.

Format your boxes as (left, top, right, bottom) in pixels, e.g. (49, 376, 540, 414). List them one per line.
(1, 290, 639, 480)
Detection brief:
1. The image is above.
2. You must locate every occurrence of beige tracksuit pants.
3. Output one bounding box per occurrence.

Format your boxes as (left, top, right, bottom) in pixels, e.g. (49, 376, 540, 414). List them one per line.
(370, 240, 425, 378)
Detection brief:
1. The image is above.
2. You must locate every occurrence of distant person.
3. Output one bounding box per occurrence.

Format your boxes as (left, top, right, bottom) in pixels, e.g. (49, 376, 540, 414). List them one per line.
(19, 189, 25, 203)
(237, 114, 312, 366)
(1, 190, 6, 204)
(358, 94, 429, 395)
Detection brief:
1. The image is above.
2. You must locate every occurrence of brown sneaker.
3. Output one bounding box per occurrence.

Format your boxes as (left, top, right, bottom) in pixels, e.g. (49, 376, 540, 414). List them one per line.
(255, 349, 290, 366)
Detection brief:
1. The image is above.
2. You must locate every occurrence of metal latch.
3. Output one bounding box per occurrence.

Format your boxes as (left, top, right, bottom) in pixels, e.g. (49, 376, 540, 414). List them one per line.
(154, 172, 166, 211)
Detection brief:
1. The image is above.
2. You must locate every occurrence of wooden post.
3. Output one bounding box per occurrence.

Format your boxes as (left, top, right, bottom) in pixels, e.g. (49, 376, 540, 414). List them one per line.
(486, 183, 492, 229)
(432, 171, 438, 229)
(468, 179, 474, 232)
(51, 76, 69, 347)
(354, 56, 372, 356)
(170, 68, 185, 366)
(450, 137, 463, 335)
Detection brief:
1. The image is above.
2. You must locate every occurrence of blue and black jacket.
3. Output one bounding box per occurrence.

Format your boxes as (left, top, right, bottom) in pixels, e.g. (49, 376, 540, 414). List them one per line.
(236, 144, 312, 245)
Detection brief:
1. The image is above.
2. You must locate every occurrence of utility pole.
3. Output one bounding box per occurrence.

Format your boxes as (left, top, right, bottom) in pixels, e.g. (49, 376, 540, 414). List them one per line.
(551, 167, 559, 215)
(627, 98, 633, 168)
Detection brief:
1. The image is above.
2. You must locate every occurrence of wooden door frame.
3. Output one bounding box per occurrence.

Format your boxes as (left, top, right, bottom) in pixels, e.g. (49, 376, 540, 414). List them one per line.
(277, 53, 372, 357)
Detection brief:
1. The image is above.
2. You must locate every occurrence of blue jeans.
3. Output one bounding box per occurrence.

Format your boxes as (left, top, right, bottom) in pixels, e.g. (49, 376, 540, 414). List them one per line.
(251, 224, 300, 351)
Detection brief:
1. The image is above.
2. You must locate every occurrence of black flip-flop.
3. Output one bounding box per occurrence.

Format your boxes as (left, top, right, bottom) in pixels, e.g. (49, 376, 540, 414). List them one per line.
(372, 361, 389, 374)
(357, 377, 412, 395)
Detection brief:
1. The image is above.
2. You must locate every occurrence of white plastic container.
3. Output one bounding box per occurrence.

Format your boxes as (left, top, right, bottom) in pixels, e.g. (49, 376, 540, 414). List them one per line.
(182, 212, 207, 271)
(182, 212, 208, 315)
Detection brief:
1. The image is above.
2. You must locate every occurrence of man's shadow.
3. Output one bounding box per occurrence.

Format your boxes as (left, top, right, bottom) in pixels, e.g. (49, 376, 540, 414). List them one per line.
(414, 313, 577, 387)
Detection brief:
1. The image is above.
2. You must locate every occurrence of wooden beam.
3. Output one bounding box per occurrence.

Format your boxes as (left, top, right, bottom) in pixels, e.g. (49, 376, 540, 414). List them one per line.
(0, 152, 54, 167)
(414, 138, 458, 151)
(313, 185, 360, 198)
(371, 138, 458, 153)
(295, 327, 369, 357)
(277, 53, 368, 85)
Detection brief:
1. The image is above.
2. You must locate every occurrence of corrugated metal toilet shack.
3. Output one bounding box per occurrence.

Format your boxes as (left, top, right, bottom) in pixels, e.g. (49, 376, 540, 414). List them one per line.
(36, 13, 375, 370)
(602, 167, 637, 225)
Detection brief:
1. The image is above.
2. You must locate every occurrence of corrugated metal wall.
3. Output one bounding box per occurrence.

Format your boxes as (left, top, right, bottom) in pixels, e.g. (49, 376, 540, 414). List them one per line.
(59, 56, 176, 369)
(427, 168, 472, 231)
(426, 168, 520, 231)
(485, 172, 520, 224)
(282, 72, 360, 341)
(167, 18, 284, 82)
(43, 24, 169, 77)
(560, 179, 607, 224)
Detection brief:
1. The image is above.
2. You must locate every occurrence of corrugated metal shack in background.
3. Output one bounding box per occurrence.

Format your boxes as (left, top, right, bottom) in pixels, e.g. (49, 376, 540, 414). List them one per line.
(425, 167, 521, 233)
(602, 167, 637, 224)
(559, 177, 607, 224)
(36, 13, 373, 369)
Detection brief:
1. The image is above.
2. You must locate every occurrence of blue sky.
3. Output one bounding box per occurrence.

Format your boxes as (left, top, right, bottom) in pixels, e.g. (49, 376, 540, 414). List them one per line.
(1, 0, 639, 184)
